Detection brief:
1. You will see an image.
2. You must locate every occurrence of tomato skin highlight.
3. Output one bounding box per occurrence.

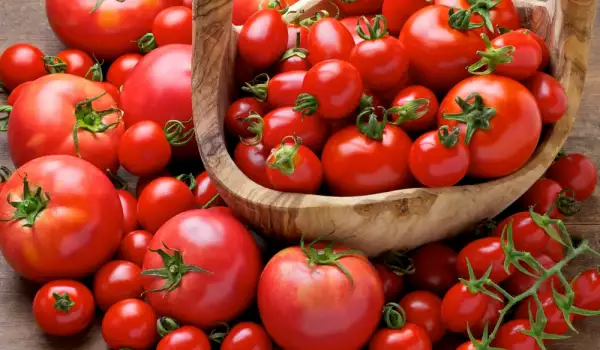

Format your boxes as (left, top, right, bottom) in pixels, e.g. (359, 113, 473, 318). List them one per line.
(400, 291, 446, 342)
(441, 282, 503, 334)
(117, 230, 154, 267)
(374, 263, 405, 302)
(136, 169, 172, 198)
(222, 322, 273, 350)
(491, 320, 541, 350)
(234, 142, 272, 188)
(457, 237, 514, 283)
(102, 299, 158, 349)
(93, 260, 143, 311)
(53, 49, 95, 78)
(515, 292, 573, 336)
(118, 121, 172, 176)
(225, 97, 267, 138)
(193, 171, 225, 208)
(389, 85, 439, 133)
(572, 268, 600, 316)
(547, 153, 597, 201)
(382, 0, 430, 35)
(516, 28, 550, 70)
(157, 326, 211, 350)
(107, 53, 143, 88)
(118, 189, 139, 235)
(238, 9, 288, 69)
(523, 72, 568, 123)
(266, 71, 307, 109)
(518, 178, 566, 219)
(408, 244, 458, 295)
(307, 18, 356, 65)
(0, 43, 46, 91)
(368, 324, 432, 350)
(492, 211, 549, 256)
(33, 280, 95, 337)
(7, 81, 32, 106)
(153, 6, 193, 46)
(263, 107, 330, 153)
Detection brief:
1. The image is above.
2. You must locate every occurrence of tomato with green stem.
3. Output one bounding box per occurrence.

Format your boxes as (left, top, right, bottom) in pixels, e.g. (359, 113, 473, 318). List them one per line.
(457, 341, 479, 350)
(518, 178, 579, 219)
(307, 18, 356, 64)
(118, 189, 138, 235)
(102, 299, 158, 349)
(434, 0, 520, 37)
(43, 49, 95, 78)
(277, 28, 311, 73)
(222, 322, 273, 350)
(547, 153, 597, 201)
(235, 140, 272, 189)
(515, 28, 550, 71)
(151, 6, 193, 47)
(225, 97, 267, 138)
(157, 326, 211, 350)
(374, 263, 405, 302)
(491, 319, 541, 350)
(244, 71, 307, 110)
(408, 243, 458, 295)
(193, 171, 225, 208)
(266, 136, 323, 194)
(524, 71, 568, 124)
(107, 53, 143, 88)
(457, 237, 514, 283)
(572, 268, 600, 315)
(492, 210, 553, 257)
(382, 0, 429, 35)
(117, 230, 154, 267)
(400, 291, 446, 342)
(333, 0, 384, 16)
(387, 85, 438, 133)
(0, 43, 46, 91)
(503, 254, 560, 296)
(340, 15, 375, 44)
(33, 280, 95, 336)
(515, 292, 573, 336)
(93, 260, 143, 311)
(238, 8, 288, 69)
(369, 303, 432, 350)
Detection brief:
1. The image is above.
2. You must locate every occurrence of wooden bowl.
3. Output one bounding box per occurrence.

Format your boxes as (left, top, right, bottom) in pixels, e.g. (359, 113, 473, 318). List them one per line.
(191, 0, 596, 256)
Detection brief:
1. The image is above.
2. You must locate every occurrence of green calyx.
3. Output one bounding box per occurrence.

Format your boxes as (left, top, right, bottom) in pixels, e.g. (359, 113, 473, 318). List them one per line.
(387, 98, 430, 126)
(0, 105, 12, 132)
(3, 176, 50, 228)
(448, 0, 501, 32)
(266, 136, 302, 176)
(356, 15, 388, 41)
(280, 31, 308, 62)
(175, 173, 198, 191)
(84, 59, 104, 82)
(157, 317, 180, 338)
(52, 292, 75, 313)
(43, 56, 67, 74)
(468, 33, 515, 75)
(72, 92, 123, 157)
(358, 93, 375, 114)
(380, 250, 415, 276)
(137, 33, 157, 54)
(208, 323, 230, 344)
(241, 74, 270, 102)
(299, 10, 330, 27)
(554, 189, 581, 216)
(358, 107, 387, 141)
(89, 0, 124, 13)
(442, 92, 495, 145)
(141, 241, 212, 295)
(265, 0, 290, 14)
(164, 118, 195, 147)
(438, 125, 461, 148)
(382, 303, 407, 330)
(239, 111, 264, 146)
(529, 207, 569, 247)
(294, 93, 318, 117)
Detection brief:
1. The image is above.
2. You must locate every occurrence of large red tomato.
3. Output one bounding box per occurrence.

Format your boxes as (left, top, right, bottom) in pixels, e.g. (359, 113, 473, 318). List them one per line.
(0, 155, 123, 282)
(7, 74, 123, 172)
(45, 0, 180, 60)
(258, 242, 384, 350)
(142, 209, 262, 328)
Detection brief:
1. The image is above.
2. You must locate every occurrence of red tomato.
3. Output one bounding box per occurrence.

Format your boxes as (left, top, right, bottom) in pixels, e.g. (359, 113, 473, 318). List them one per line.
(142, 210, 262, 327)
(0, 155, 123, 282)
(151, 6, 193, 46)
(276, 27, 311, 73)
(523, 72, 568, 123)
(46, 0, 179, 60)
(118, 189, 139, 235)
(573, 268, 600, 314)
(182, 0, 192, 7)
(409, 126, 470, 187)
(374, 263, 405, 302)
(515, 292, 573, 335)
(33, 280, 95, 336)
(441, 283, 504, 335)
(340, 15, 375, 44)
(382, 0, 429, 35)
(245, 71, 307, 109)
(543, 237, 565, 262)
(107, 53, 143, 88)
(96, 81, 120, 105)
(492, 320, 541, 350)
(225, 97, 267, 138)
(434, 0, 520, 36)
(400, 291, 446, 342)
(400, 6, 484, 93)
(492, 211, 550, 256)
(369, 324, 432, 350)
(259, 242, 384, 350)
(238, 9, 288, 69)
(136, 169, 172, 198)
(333, 0, 383, 16)
(117, 230, 154, 267)
(137, 176, 196, 232)
(193, 171, 225, 208)
(7, 81, 32, 106)
(547, 153, 597, 201)
(388, 85, 439, 133)
(93, 260, 143, 311)
(457, 237, 514, 283)
(266, 136, 323, 194)
(286, 26, 309, 49)
(504, 254, 560, 296)
(438, 75, 541, 178)
(457, 341, 478, 350)
(8, 74, 123, 172)
(408, 244, 458, 295)
(118, 121, 172, 176)
(44, 49, 95, 78)
(518, 178, 573, 219)
(262, 107, 329, 153)
(0, 43, 46, 91)
(157, 326, 211, 350)
(222, 322, 273, 350)
(234, 141, 271, 188)
(102, 299, 158, 349)
(307, 18, 355, 65)
(516, 28, 550, 70)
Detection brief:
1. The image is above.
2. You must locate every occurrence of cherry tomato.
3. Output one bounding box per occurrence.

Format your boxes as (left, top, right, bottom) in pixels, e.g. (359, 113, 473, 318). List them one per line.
(516, 28, 550, 70)
(222, 322, 273, 350)
(387, 85, 438, 133)
(276, 27, 311, 73)
(107, 53, 143, 88)
(118, 121, 172, 176)
(266, 136, 323, 194)
(492, 319, 541, 350)
(44, 49, 95, 78)
(457, 341, 478, 350)
(234, 141, 271, 188)
(572, 268, 600, 314)
(136, 169, 172, 198)
(33, 280, 95, 337)
(400, 291, 446, 342)
(152, 6, 193, 46)
(333, 0, 384, 16)
(409, 126, 470, 187)
(434, 0, 520, 37)
(118, 189, 139, 235)
(515, 292, 573, 336)
(117, 230, 154, 267)
(518, 178, 572, 219)
(96, 81, 120, 104)
(369, 324, 432, 350)
(225, 97, 267, 138)
(408, 244, 458, 295)
(193, 171, 225, 208)
(547, 153, 597, 201)
(157, 326, 211, 350)
(238, 9, 288, 69)
(523, 72, 568, 123)
(7, 81, 32, 106)
(543, 238, 565, 262)
(504, 254, 560, 296)
(0, 43, 46, 91)
(93, 260, 143, 311)
(102, 299, 158, 349)
(137, 176, 196, 232)
(307, 18, 355, 65)
(286, 26, 309, 49)
(231, 0, 296, 26)
(457, 237, 514, 283)
(374, 263, 405, 302)
(340, 15, 375, 44)
(382, 0, 429, 35)
(246, 71, 307, 110)
(492, 211, 549, 256)
(261, 107, 330, 153)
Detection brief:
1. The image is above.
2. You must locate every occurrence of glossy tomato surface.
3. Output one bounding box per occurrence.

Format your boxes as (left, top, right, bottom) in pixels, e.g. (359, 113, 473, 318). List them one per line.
(52, 49, 95, 78)
(408, 244, 458, 295)
(193, 171, 225, 208)
(238, 9, 288, 69)
(107, 53, 143, 88)
(434, 0, 520, 36)
(492, 211, 549, 256)
(441, 283, 503, 335)
(572, 268, 600, 314)
(157, 326, 211, 350)
(93, 260, 143, 311)
(524, 72, 568, 123)
(457, 237, 514, 283)
(118, 120, 172, 176)
(518, 178, 566, 219)
(222, 322, 273, 350)
(266, 142, 324, 194)
(266, 70, 307, 109)
(137, 176, 196, 232)
(374, 263, 405, 302)
(389, 85, 439, 133)
(225, 97, 267, 138)
(400, 291, 446, 342)
(117, 230, 154, 267)
(547, 153, 597, 201)
(153, 6, 193, 46)
(0, 43, 46, 91)
(234, 142, 271, 188)
(118, 189, 139, 235)
(491, 320, 541, 350)
(262, 107, 329, 153)
(382, 0, 429, 35)
(368, 324, 432, 350)
(307, 18, 355, 65)
(102, 299, 158, 349)
(515, 292, 573, 335)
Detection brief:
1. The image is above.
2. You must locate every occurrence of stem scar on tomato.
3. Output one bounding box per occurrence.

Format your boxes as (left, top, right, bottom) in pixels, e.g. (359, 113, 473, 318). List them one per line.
(2, 176, 50, 227)
(266, 135, 303, 175)
(442, 92, 496, 145)
(260, 0, 290, 15)
(0, 105, 12, 131)
(84, 58, 104, 82)
(280, 31, 308, 62)
(387, 98, 431, 126)
(164, 118, 195, 146)
(52, 292, 75, 313)
(239, 112, 264, 146)
(157, 317, 180, 338)
(468, 33, 515, 75)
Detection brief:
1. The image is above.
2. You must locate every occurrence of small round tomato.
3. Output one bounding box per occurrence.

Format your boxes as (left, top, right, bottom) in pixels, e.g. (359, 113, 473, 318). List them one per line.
(382, 0, 429, 35)
(400, 291, 446, 342)
(492, 211, 549, 256)
(266, 136, 323, 194)
(523, 72, 568, 123)
(0, 43, 46, 91)
(340, 15, 375, 44)
(238, 9, 288, 69)
(44, 49, 95, 77)
(516, 28, 550, 70)
(543, 237, 565, 262)
(457, 237, 514, 283)
(286, 26, 309, 49)
(277, 27, 311, 73)
(547, 153, 597, 201)
(234, 141, 271, 188)
(245, 71, 307, 110)
(118, 189, 139, 234)
(434, 0, 520, 37)
(33, 280, 95, 337)
(225, 97, 267, 138)
(157, 326, 211, 350)
(118, 120, 173, 176)
(152, 6, 193, 46)
(117, 230, 154, 267)
(515, 292, 573, 336)
(107, 53, 143, 88)
(457, 341, 479, 350)
(388, 85, 439, 133)
(96, 81, 120, 104)
(261, 107, 329, 153)
(136, 169, 172, 198)
(137, 176, 196, 232)
(369, 324, 432, 350)
(7, 81, 32, 106)
(572, 268, 600, 314)
(222, 322, 273, 350)
(408, 244, 458, 295)
(491, 319, 541, 350)
(93, 260, 143, 311)
(409, 126, 470, 188)
(102, 299, 158, 349)
(307, 18, 355, 65)
(374, 263, 405, 302)
(518, 178, 577, 219)
(193, 171, 225, 208)
(504, 254, 559, 296)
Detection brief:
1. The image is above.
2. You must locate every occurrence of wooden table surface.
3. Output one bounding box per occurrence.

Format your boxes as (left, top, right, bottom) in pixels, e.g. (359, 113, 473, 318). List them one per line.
(1, 1, 599, 349)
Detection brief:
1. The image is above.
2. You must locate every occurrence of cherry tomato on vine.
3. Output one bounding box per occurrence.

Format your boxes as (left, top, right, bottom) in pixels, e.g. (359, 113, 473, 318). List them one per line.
(93, 260, 143, 311)
(504, 254, 560, 296)
(572, 268, 600, 315)
(340, 15, 375, 44)
(492, 211, 550, 256)
(151, 6, 193, 47)
(382, 0, 429, 35)
(434, 0, 520, 37)
(388, 85, 439, 133)
(117, 230, 154, 267)
(523, 71, 568, 123)
(102, 299, 158, 349)
(307, 18, 355, 65)
(194, 171, 225, 208)
(547, 153, 597, 201)
(33, 280, 95, 337)
(157, 326, 211, 350)
(244, 71, 307, 110)
(400, 291, 446, 342)
(266, 136, 323, 194)
(515, 292, 573, 336)
(259, 107, 329, 153)
(43, 49, 95, 78)
(232, 0, 295, 26)
(118, 189, 139, 234)
(491, 319, 541, 350)
(544, 238, 565, 262)
(374, 263, 405, 302)
(225, 97, 267, 138)
(238, 9, 288, 69)
(235, 141, 272, 188)
(286, 26, 309, 49)
(222, 322, 273, 350)
(408, 244, 458, 295)
(457, 237, 514, 283)
(0, 43, 46, 91)
(516, 28, 550, 70)
(107, 53, 143, 88)
(369, 324, 432, 350)
(518, 178, 577, 219)
(137, 176, 196, 232)
(457, 341, 479, 350)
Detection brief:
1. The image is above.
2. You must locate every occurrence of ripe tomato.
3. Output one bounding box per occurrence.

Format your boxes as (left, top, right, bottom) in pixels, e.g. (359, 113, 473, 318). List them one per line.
(515, 292, 573, 335)
(286, 26, 309, 49)
(523, 72, 568, 123)
(266, 136, 323, 194)
(382, 0, 429, 35)
(277, 27, 311, 73)
(544, 238, 565, 262)
(572, 268, 600, 314)
(118, 121, 173, 176)
(261, 107, 329, 153)
(7, 81, 32, 106)
(388, 85, 439, 133)
(225, 97, 267, 138)
(0, 43, 46, 91)
(307, 18, 355, 64)
(547, 153, 597, 201)
(46, 0, 179, 60)
(434, 0, 520, 36)
(400, 6, 484, 93)
(340, 15, 375, 44)
(136, 169, 172, 198)
(107, 53, 143, 88)
(93, 260, 143, 311)
(518, 178, 574, 219)
(102, 299, 158, 349)
(117, 230, 154, 267)
(408, 244, 458, 295)
(441, 283, 504, 335)
(492, 211, 551, 256)
(44, 49, 95, 78)
(374, 263, 405, 302)
(409, 126, 470, 187)
(234, 141, 271, 188)
(157, 326, 211, 350)
(137, 176, 196, 232)
(0, 155, 123, 282)
(259, 241, 384, 350)
(516, 28, 550, 70)
(457, 341, 478, 350)
(151, 6, 193, 47)
(33, 280, 95, 337)
(232, 0, 296, 25)
(8, 74, 123, 172)
(438, 75, 541, 178)
(333, 0, 383, 16)
(400, 291, 446, 342)
(118, 189, 139, 234)
(142, 210, 262, 328)
(222, 322, 273, 350)
(96, 81, 120, 105)
(369, 324, 432, 350)
(504, 254, 559, 296)
(491, 320, 541, 350)
(238, 9, 288, 69)
(193, 171, 225, 208)
(245, 71, 307, 110)
(457, 237, 514, 283)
